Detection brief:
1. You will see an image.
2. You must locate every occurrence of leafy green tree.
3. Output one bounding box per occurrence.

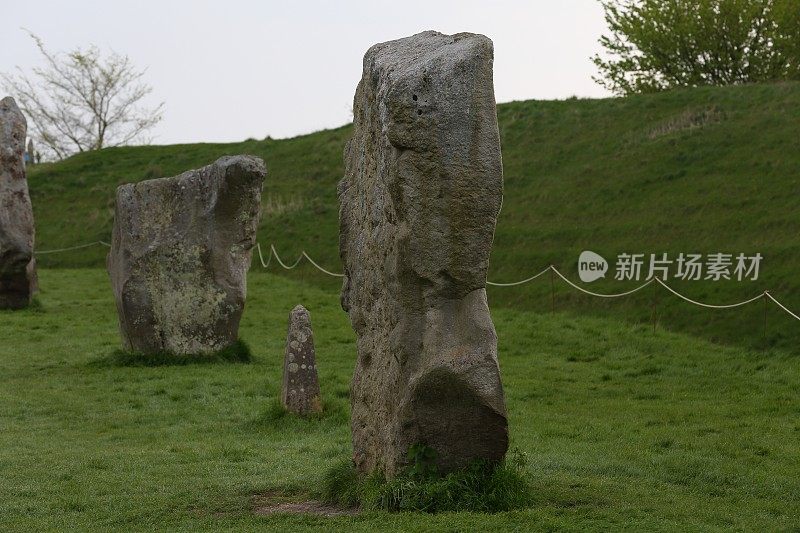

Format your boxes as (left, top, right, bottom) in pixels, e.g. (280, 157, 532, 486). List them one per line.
(593, 0, 800, 95)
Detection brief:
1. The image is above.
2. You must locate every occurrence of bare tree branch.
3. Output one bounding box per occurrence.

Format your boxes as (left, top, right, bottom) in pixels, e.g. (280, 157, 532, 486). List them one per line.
(0, 31, 163, 160)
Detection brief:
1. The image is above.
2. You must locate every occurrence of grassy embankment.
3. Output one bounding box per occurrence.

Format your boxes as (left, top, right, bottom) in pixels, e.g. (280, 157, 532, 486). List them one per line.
(27, 82, 800, 351)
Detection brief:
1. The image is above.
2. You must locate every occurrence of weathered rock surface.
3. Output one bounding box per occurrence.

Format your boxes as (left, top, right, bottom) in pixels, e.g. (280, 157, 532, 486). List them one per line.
(282, 305, 322, 415)
(0, 96, 37, 309)
(338, 31, 508, 477)
(107, 156, 265, 354)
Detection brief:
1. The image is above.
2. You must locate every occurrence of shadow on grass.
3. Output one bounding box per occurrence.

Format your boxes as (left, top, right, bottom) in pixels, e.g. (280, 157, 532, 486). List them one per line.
(89, 339, 253, 367)
(246, 397, 349, 431)
(28, 297, 46, 313)
(0, 297, 45, 314)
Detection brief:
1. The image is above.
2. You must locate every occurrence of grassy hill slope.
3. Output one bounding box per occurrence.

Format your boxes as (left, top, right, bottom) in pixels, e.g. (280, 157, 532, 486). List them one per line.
(27, 82, 800, 350)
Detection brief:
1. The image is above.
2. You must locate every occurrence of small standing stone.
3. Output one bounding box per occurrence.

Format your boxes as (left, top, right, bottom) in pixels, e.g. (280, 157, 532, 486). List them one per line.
(282, 305, 322, 415)
(0, 96, 37, 309)
(25, 139, 34, 166)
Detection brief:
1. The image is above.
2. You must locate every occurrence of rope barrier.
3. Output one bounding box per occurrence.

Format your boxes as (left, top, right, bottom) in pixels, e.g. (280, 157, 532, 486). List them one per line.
(256, 243, 344, 276)
(551, 267, 654, 298)
(255, 242, 272, 269)
(30, 239, 800, 325)
(34, 241, 110, 254)
(256, 245, 800, 325)
(765, 292, 800, 322)
(487, 266, 551, 287)
(655, 278, 766, 309)
(268, 243, 302, 270)
(301, 251, 344, 278)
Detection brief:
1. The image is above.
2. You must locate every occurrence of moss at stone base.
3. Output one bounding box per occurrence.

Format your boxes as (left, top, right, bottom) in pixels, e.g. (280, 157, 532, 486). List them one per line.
(321, 447, 534, 513)
(90, 339, 253, 367)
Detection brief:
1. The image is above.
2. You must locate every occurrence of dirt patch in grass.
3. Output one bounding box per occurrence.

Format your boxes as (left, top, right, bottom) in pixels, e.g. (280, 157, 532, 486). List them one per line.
(252, 491, 358, 517)
(647, 106, 723, 139)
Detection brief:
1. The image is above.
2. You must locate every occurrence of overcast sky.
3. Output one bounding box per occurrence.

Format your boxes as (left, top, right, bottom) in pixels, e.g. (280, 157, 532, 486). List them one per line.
(1, 0, 611, 145)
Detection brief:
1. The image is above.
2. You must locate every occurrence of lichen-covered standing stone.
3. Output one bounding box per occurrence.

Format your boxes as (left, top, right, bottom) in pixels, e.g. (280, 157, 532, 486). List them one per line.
(281, 305, 322, 415)
(0, 96, 37, 309)
(338, 31, 508, 477)
(107, 156, 265, 354)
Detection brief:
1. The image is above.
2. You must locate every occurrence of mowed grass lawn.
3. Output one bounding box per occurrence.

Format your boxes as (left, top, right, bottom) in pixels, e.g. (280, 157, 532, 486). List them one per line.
(1, 269, 798, 531)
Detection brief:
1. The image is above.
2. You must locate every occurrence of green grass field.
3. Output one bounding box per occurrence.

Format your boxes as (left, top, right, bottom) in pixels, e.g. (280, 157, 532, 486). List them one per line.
(1, 269, 798, 531)
(25, 82, 800, 351)
(5, 82, 800, 530)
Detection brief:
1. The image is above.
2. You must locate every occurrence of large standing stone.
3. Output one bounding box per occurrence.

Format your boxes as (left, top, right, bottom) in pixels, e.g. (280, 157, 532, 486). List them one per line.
(0, 97, 37, 310)
(338, 31, 508, 477)
(107, 156, 265, 354)
(281, 305, 322, 415)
